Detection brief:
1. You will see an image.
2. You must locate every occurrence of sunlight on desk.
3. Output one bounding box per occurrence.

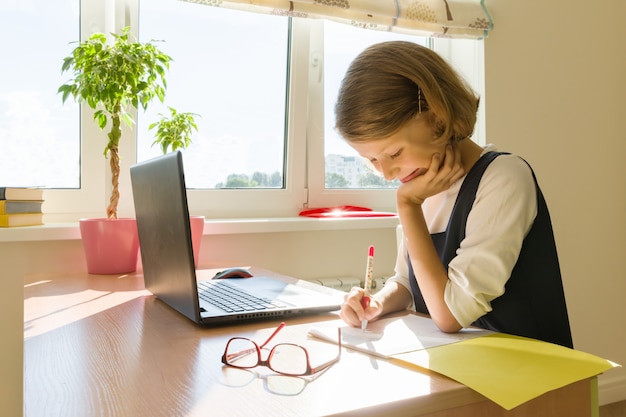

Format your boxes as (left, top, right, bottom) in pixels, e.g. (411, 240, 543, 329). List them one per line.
(24, 272, 149, 339)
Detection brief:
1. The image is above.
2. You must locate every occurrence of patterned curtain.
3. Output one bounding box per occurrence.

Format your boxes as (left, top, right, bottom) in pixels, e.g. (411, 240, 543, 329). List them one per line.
(180, 0, 493, 39)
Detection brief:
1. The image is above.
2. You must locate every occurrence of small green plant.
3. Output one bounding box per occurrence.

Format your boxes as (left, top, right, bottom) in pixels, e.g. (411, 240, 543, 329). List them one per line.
(149, 107, 200, 154)
(58, 27, 172, 219)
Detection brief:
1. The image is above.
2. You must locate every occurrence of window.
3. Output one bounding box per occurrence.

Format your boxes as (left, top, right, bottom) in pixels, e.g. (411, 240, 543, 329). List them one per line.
(138, 0, 289, 190)
(0, 0, 80, 188)
(0, 0, 484, 221)
(305, 21, 484, 211)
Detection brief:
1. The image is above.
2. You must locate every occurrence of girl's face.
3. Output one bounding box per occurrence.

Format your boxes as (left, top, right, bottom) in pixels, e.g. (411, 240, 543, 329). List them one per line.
(348, 115, 446, 183)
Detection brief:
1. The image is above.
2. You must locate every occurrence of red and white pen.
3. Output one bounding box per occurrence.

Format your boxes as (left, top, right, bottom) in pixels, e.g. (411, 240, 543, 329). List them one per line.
(361, 245, 375, 331)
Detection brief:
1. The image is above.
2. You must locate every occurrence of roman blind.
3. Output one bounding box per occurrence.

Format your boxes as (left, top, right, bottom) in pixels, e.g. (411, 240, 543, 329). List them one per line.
(181, 0, 493, 39)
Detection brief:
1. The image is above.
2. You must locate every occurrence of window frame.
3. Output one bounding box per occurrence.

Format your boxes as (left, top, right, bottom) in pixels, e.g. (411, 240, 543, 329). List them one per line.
(41, 0, 111, 222)
(38, 0, 485, 222)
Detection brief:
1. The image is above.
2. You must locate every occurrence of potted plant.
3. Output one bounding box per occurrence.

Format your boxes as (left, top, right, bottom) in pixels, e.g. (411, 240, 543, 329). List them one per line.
(58, 27, 173, 274)
(149, 107, 204, 265)
(149, 107, 199, 154)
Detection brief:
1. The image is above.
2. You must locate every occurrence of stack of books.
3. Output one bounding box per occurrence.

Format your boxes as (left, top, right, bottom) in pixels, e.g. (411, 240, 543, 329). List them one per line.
(0, 187, 44, 227)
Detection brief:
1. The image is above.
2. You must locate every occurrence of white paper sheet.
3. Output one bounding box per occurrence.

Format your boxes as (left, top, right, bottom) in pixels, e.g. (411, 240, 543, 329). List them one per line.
(308, 313, 493, 358)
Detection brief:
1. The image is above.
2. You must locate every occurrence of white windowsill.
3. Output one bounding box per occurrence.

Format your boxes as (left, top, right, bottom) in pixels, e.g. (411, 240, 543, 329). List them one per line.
(0, 216, 399, 243)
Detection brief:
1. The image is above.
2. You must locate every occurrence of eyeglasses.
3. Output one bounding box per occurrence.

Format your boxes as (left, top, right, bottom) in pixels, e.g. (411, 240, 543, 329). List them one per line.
(221, 322, 341, 377)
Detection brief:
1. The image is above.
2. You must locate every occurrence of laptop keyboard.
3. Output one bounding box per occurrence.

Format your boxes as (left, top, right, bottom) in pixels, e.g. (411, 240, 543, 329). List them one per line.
(197, 280, 287, 313)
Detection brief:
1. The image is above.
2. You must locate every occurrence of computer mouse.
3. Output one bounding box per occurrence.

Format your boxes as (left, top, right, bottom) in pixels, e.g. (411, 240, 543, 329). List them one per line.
(212, 268, 253, 279)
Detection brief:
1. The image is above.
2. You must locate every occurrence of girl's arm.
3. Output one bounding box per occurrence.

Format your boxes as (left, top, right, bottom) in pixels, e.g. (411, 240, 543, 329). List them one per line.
(395, 145, 466, 332)
(397, 202, 462, 332)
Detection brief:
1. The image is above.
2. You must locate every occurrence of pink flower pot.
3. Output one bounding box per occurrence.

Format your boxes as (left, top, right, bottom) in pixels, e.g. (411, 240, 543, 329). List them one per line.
(80, 218, 139, 274)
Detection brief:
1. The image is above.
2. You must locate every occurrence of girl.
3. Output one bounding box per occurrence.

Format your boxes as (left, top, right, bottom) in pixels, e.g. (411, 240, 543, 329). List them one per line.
(337, 41, 573, 348)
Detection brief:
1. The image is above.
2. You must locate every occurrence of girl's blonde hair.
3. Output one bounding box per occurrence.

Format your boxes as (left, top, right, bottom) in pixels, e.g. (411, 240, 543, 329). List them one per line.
(335, 41, 479, 143)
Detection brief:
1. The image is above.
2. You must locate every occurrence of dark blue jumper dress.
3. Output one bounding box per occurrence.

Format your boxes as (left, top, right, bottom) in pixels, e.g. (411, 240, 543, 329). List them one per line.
(408, 152, 573, 348)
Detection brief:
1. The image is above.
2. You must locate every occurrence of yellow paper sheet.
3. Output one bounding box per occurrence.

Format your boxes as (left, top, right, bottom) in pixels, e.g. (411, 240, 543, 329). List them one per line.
(392, 333, 619, 410)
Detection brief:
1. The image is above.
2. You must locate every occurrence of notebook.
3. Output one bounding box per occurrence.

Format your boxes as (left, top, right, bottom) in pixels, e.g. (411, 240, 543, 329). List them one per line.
(130, 151, 343, 325)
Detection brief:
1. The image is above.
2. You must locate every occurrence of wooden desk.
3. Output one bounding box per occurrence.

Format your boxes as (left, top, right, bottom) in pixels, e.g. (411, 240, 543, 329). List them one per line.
(24, 271, 595, 417)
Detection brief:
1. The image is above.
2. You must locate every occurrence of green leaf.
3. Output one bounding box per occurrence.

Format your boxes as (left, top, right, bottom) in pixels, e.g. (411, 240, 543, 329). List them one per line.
(95, 111, 108, 130)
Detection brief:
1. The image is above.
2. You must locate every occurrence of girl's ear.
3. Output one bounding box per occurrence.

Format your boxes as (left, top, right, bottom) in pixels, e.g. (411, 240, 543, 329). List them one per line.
(422, 113, 448, 146)
(421, 111, 441, 137)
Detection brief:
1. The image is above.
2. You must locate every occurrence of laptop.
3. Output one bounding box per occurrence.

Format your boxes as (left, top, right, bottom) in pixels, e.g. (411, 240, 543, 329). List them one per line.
(130, 151, 343, 325)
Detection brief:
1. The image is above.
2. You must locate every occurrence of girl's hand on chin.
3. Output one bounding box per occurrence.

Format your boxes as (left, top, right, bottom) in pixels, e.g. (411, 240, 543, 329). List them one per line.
(397, 145, 465, 206)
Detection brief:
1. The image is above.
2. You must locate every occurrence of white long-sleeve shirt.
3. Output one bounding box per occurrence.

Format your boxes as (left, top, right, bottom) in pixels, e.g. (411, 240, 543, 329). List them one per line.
(387, 145, 538, 327)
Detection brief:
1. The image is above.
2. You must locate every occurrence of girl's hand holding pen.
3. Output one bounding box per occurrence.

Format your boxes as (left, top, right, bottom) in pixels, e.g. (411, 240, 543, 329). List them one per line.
(340, 287, 383, 328)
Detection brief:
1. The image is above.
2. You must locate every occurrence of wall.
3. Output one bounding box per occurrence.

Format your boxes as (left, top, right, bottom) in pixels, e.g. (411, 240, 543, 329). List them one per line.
(197, 229, 398, 281)
(484, 0, 626, 403)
